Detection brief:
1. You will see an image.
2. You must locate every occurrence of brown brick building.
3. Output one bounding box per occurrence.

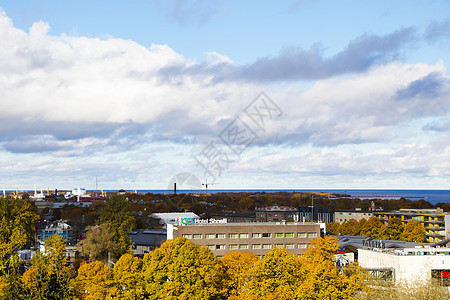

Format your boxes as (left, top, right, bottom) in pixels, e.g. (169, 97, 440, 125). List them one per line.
(167, 221, 324, 257)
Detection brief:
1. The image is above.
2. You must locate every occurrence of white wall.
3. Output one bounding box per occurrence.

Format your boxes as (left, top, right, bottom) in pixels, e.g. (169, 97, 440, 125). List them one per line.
(358, 249, 450, 284)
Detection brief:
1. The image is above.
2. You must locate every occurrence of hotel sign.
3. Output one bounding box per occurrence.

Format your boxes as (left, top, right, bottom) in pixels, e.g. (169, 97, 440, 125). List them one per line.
(180, 218, 227, 225)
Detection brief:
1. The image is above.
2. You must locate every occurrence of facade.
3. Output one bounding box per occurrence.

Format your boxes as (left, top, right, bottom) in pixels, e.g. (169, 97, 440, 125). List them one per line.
(167, 221, 325, 257)
(298, 205, 334, 223)
(255, 205, 298, 222)
(334, 210, 373, 223)
(374, 210, 449, 243)
(37, 220, 71, 245)
(358, 247, 450, 285)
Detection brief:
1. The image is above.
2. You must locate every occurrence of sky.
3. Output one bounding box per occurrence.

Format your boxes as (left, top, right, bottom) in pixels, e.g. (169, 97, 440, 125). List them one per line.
(0, 0, 449, 190)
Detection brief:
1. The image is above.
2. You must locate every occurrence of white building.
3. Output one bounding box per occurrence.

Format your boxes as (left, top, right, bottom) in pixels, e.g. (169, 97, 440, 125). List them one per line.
(151, 212, 200, 227)
(358, 247, 450, 285)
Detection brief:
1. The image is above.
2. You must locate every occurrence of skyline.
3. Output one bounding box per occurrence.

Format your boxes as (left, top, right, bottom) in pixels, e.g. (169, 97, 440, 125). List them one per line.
(0, 1, 449, 190)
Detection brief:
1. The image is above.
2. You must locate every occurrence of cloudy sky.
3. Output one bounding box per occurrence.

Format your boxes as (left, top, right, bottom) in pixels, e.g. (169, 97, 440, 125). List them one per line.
(0, 0, 449, 190)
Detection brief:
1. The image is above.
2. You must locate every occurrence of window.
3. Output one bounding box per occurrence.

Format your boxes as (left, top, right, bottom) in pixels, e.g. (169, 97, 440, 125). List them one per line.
(205, 234, 215, 239)
(239, 233, 249, 239)
(262, 244, 272, 249)
(239, 244, 249, 249)
(182, 234, 192, 239)
(298, 232, 307, 238)
(307, 232, 318, 238)
(275, 233, 284, 238)
(229, 233, 238, 239)
(207, 245, 215, 250)
(252, 233, 261, 238)
(229, 244, 238, 250)
(216, 244, 225, 250)
(262, 233, 272, 238)
(285, 244, 294, 249)
(285, 233, 294, 238)
(216, 234, 225, 239)
(193, 234, 202, 239)
(275, 244, 284, 248)
(298, 243, 307, 249)
(252, 244, 261, 249)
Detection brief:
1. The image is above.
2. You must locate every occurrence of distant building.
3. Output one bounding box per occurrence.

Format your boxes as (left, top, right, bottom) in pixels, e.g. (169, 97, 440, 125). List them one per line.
(129, 230, 167, 255)
(37, 220, 71, 245)
(210, 211, 256, 223)
(167, 221, 325, 257)
(374, 210, 449, 243)
(255, 205, 298, 222)
(298, 205, 334, 223)
(334, 209, 374, 223)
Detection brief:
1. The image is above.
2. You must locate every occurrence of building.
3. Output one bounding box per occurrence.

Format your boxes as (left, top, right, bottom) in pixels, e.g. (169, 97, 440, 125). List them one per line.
(167, 220, 325, 257)
(358, 247, 450, 285)
(298, 205, 334, 223)
(37, 220, 71, 245)
(151, 212, 200, 227)
(129, 230, 167, 255)
(255, 205, 298, 222)
(336, 235, 423, 262)
(374, 209, 449, 243)
(334, 210, 373, 223)
(210, 211, 256, 223)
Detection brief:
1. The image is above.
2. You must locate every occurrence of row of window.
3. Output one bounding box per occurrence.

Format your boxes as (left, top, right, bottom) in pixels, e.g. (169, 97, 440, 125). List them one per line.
(182, 232, 318, 239)
(207, 243, 309, 250)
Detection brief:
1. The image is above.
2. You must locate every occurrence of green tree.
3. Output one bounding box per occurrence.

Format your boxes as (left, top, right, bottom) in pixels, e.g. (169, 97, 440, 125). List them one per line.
(0, 197, 39, 275)
(142, 237, 225, 299)
(21, 234, 77, 300)
(401, 220, 426, 242)
(387, 218, 404, 240)
(99, 194, 136, 259)
(80, 224, 120, 262)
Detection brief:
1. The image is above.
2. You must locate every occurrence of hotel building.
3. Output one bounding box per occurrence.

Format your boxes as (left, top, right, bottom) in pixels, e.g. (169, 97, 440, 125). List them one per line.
(167, 220, 325, 257)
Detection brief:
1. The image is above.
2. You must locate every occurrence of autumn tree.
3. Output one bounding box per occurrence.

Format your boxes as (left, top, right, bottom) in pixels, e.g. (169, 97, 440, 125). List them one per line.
(220, 251, 259, 299)
(387, 218, 404, 240)
(326, 222, 341, 235)
(142, 237, 225, 299)
(296, 236, 367, 299)
(80, 224, 120, 262)
(401, 220, 426, 243)
(21, 234, 77, 300)
(112, 253, 145, 299)
(74, 260, 111, 299)
(360, 217, 388, 240)
(341, 219, 360, 235)
(241, 247, 302, 300)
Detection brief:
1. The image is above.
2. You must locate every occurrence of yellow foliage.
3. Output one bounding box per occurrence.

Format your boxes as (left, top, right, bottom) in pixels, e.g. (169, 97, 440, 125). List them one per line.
(220, 251, 259, 299)
(75, 260, 111, 299)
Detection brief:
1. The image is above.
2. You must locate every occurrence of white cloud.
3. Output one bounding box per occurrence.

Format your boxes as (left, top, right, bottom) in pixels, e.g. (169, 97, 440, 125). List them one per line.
(0, 10, 449, 188)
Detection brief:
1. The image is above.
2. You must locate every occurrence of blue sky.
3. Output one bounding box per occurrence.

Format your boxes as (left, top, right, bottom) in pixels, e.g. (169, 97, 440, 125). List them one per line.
(0, 1, 449, 190)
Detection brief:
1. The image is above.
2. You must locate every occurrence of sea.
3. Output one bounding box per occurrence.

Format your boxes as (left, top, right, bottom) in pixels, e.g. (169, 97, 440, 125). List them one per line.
(122, 189, 450, 205)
